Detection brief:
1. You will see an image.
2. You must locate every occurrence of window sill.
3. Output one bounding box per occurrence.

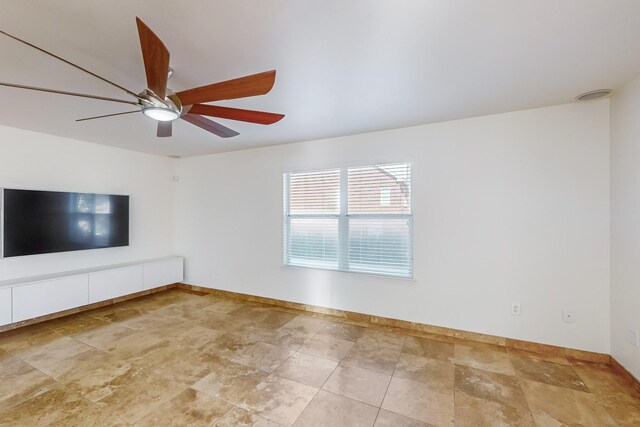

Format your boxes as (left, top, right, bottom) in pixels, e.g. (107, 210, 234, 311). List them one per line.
(280, 264, 416, 282)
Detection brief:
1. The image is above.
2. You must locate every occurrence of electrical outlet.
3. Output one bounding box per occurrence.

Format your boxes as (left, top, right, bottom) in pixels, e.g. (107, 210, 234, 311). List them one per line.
(511, 303, 521, 316)
(628, 329, 639, 347)
(562, 308, 575, 323)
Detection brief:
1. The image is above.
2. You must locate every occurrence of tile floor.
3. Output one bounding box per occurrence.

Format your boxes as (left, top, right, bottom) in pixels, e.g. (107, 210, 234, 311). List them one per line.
(0, 288, 639, 426)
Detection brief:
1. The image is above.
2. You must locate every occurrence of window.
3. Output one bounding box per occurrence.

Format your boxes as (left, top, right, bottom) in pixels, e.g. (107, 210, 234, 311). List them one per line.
(283, 163, 412, 278)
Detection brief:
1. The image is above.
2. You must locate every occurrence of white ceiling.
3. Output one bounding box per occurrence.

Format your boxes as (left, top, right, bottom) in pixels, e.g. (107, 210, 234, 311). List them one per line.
(1, 0, 639, 157)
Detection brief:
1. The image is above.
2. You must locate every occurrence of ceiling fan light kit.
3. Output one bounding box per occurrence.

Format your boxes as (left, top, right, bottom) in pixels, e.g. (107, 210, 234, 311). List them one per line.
(0, 17, 284, 139)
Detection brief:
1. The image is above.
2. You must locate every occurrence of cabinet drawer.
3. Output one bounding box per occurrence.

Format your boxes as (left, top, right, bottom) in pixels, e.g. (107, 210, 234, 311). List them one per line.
(88, 266, 143, 303)
(12, 275, 88, 322)
(143, 258, 183, 290)
(0, 287, 12, 326)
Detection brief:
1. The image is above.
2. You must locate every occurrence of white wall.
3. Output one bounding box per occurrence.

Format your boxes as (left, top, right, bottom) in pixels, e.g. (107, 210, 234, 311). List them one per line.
(0, 125, 175, 281)
(610, 75, 640, 379)
(175, 101, 611, 353)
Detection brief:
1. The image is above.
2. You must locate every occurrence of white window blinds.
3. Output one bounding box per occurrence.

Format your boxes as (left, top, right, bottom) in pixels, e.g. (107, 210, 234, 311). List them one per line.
(284, 163, 412, 278)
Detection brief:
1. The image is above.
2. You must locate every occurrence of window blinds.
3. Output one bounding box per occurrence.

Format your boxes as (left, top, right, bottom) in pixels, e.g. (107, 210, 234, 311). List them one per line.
(284, 163, 412, 278)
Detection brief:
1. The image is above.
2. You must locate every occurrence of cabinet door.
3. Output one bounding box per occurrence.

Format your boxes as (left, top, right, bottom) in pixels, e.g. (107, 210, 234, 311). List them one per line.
(12, 275, 89, 322)
(88, 266, 143, 303)
(143, 258, 184, 290)
(0, 287, 11, 326)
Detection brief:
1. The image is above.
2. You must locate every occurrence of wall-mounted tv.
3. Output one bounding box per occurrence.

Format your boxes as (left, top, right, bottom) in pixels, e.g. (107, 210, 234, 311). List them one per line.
(1, 189, 129, 258)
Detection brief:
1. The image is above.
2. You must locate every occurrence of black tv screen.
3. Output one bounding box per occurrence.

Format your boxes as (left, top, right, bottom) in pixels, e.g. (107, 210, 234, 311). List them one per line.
(2, 189, 129, 258)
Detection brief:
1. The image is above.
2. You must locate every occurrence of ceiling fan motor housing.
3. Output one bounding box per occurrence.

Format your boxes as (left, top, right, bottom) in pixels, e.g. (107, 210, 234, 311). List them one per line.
(139, 89, 183, 121)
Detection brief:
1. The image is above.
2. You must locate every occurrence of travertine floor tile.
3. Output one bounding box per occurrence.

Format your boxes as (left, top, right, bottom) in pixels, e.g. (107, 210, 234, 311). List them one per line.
(201, 310, 257, 333)
(103, 330, 170, 361)
(74, 322, 137, 350)
(340, 329, 406, 375)
(358, 329, 406, 351)
(0, 385, 128, 427)
(275, 352, 339, 388)
(374, 409, 434, 426)
(454, 365, 529, 411)
(299, 334, 355, 361)
(454, 341, 515, 376)
(192, 359, 270, 404)
(403, 335, 454, 362)
(229, 306, 297, 327)
(294, 389, 378, 426)
(381, 376, 454, 426)
(0, 328, 68, 355)
(136, 388, 233, 427)
(322, 364, 391, 406)
(238, 374, 318, 426)
(454, 390, 535, 426)
(511, 356, 589, 391)
(341, 344, 401, 375)
(56, 349, 140, 402)
(262, 326, 314, 350)
(394, 353, 454, 395)
(47, 314, 112, 336)
(520, 379, 617, 426)
(282, 316, 331, 335)
(317, 322, 366, 342)
(599, 392, 640, 426)
(507, 347, 570, 365)
(140, 344, 220, 386)
(230, 341, 296, 373)
(573, 361, 640, 398)
(95, 370, 186, 424)
(175, 324, 225, 349)
(214, 406, 282, 426)
(201, 332, 255, 358)
(99, 307, 146, 323)
(202, 297, 247, 314)
(111, 312, 173, 331)
(0, 358, 58, 409)
(18, 338, 95, 379)
(143, 318, 199, 338)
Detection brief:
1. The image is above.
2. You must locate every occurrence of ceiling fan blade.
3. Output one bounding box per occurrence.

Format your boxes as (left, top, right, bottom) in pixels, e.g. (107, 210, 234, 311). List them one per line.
(136, 17, 170, 99)
(188, 104, 284, 125)
(0, 82, 140, 105)
(176, 70, 276, 105)
(181, 114, 239, 138)
(157, 121, 172, 137)
(76, 110, 141, 122)
(0, 30, 140, 101)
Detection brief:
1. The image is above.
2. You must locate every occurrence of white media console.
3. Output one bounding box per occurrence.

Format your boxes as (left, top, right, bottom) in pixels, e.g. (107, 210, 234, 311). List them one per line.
(0, 256, 184, 327)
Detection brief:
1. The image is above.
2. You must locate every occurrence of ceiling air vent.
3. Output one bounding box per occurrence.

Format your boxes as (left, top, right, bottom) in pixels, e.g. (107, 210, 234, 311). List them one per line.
(575, 89, 612, 101)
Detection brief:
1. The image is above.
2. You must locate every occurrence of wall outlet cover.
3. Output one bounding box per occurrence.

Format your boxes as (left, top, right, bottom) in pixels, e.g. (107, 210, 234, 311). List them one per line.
(511, 302, 521, 316)
(627, 329, 639, 347)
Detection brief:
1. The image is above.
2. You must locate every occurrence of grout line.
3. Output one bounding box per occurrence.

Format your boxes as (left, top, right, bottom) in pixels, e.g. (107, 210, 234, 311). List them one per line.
(373, 348, 400, 425)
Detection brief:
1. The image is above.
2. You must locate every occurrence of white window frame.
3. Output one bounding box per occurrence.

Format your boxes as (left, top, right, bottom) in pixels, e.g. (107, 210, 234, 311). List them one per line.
(283, 163, 413, 278)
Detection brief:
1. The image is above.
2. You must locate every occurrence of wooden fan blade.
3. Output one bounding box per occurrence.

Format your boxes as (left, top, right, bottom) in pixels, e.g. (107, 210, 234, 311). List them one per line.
(181, 114, 239, 138)
(0, 82, 139, 105)
(136, 17, 170, 99)
(157, 121, 172, 137)
(176, 70, 276, 105)
(76, 110, 140, 122)
(188, 104, 284, 125)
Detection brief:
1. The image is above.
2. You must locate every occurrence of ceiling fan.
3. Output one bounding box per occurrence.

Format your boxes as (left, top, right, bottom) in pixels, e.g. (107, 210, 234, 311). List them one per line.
(0, 17, 284, 138)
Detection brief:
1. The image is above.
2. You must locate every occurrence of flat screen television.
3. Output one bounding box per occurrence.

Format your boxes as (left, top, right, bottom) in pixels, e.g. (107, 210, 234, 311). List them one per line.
(1, 189, 129, 258)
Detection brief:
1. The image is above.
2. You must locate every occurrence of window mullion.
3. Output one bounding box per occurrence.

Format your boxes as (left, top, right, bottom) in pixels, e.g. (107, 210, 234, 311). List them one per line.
(283, 173, 291, 265)
(338, 168, 349, 271)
